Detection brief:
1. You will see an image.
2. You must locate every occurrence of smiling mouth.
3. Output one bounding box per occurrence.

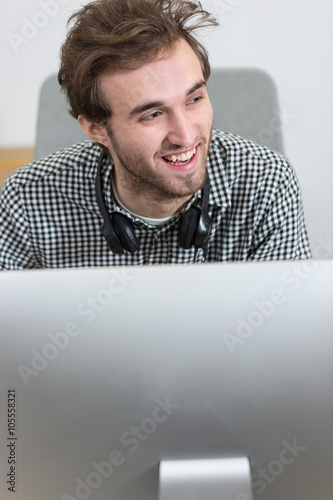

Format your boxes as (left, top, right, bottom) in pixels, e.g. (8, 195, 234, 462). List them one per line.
(162, 146, 197, 166)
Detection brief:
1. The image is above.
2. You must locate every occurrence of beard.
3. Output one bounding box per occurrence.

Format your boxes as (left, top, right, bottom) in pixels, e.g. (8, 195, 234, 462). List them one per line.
(105, 122, 213, 204)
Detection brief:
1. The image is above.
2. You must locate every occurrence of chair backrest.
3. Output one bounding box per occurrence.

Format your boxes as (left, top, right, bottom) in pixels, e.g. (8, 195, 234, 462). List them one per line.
(35, 74, 87, 160)
(35, 69, 284, 160)
(207, 68, 284, 154)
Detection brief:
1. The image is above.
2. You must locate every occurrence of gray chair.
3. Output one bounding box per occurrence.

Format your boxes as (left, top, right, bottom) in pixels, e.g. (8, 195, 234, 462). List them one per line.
(35, 69, 284, 160)
(207, 68, 284, 154)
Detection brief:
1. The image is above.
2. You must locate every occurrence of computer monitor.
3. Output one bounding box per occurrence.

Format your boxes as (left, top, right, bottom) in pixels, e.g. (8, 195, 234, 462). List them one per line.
(0, 259, 332, 500)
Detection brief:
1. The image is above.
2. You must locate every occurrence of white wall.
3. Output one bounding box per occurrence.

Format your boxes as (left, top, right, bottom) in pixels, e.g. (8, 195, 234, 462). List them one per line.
(2, 0, 333, 250)
(1, 0, 83, 147)
(201, 0, 333, 252)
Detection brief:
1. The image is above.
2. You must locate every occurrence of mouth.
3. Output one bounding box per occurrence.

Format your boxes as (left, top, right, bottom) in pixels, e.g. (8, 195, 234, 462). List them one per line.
(161, 146, 198, 170)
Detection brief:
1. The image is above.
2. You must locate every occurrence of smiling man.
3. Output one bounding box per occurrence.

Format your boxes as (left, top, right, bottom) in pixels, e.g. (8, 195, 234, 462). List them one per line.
(79, 39, 213, 218)
(0, 0, 311, 270)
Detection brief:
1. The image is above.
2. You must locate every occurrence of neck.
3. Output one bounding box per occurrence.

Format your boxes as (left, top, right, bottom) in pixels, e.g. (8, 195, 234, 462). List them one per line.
(112, 174, 192, 219)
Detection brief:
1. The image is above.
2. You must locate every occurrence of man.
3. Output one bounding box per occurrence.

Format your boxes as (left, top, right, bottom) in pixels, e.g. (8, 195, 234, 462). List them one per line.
(0, 0, 311, 270)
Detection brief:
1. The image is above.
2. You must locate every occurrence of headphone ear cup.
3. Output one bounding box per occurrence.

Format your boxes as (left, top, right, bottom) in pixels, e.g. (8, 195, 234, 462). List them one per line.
(112, 212, 140, 253)
(101, 216, 124, 254)
(95, 151, 139, 254)
(194, 210, 212, 250)
(178, 206, 201, 249)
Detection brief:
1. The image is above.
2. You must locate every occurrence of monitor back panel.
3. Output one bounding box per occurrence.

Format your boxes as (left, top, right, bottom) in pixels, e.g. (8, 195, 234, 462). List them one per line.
(0, 260, 332, 500)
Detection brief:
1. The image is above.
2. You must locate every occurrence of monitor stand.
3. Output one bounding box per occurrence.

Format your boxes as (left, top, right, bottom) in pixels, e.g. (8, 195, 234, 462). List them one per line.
(159, 457, 253, 500)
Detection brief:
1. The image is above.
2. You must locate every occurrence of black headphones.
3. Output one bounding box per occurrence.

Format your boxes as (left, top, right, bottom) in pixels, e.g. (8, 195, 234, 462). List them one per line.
(95, 151, 212, 256)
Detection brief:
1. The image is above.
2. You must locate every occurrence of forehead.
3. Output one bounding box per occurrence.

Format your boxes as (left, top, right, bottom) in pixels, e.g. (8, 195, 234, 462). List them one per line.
(99, 39, 204, 115)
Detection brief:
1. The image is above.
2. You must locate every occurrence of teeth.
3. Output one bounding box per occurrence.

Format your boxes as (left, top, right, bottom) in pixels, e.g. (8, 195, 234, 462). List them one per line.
(164, 147, 196, 164)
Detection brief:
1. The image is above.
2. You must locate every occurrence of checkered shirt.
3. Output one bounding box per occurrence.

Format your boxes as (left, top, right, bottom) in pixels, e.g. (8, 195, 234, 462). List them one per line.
(0, 130, 311, 270)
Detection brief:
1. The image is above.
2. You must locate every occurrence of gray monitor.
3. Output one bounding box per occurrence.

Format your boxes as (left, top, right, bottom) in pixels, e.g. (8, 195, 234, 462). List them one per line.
(0, 259, 332, 500)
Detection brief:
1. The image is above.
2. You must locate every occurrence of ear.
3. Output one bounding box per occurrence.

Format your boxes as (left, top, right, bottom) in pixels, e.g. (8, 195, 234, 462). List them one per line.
(78, 115, 109, 148)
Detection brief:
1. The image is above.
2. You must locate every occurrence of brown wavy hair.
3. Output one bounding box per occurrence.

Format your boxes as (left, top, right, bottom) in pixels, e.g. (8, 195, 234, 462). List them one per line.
(58, 0, 218, 124)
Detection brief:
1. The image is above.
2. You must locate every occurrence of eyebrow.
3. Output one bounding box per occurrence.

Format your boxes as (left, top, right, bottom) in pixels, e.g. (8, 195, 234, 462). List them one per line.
(128, 79, 206, 118)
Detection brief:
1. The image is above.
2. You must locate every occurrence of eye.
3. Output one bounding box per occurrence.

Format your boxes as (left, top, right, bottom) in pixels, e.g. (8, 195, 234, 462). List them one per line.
(188, 95, 204, 105)
(140, 111, 162, 122)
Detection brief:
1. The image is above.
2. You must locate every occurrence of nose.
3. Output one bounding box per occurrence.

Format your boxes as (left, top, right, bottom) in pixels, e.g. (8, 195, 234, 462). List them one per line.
(165, 110, 196, 148)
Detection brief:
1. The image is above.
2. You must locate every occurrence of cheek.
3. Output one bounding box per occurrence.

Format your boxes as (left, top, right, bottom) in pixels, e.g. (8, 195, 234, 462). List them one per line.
(203, 101, 214, 127)
(190, 102, 213, 136)
(135, 129, 167, 157)
(122, 135, 160, 162)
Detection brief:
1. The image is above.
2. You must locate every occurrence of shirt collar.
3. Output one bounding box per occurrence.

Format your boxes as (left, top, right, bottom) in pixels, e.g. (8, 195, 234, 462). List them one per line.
(206, 131, 232, 209)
